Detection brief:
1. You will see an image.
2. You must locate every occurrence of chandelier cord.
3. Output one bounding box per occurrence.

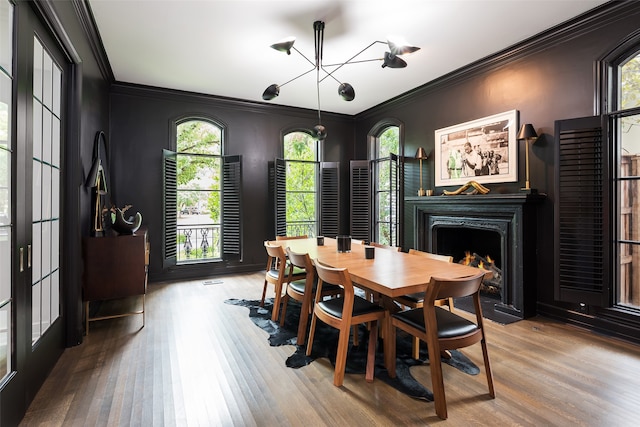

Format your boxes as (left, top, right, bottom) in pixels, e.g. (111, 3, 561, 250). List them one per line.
(314, 21, 324, 125)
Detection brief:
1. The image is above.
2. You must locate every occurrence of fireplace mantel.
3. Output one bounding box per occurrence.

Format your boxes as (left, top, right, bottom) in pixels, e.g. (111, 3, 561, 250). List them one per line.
(404, 192, 545, 318)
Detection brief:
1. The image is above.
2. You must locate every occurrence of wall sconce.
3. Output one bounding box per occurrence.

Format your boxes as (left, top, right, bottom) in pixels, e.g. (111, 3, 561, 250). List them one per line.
(517, 123, 538, 193)
(415, 146, 429, 196)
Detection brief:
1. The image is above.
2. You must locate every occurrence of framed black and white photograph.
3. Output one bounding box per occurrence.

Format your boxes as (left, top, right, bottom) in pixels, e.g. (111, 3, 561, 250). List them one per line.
(434, 110, 519, 187)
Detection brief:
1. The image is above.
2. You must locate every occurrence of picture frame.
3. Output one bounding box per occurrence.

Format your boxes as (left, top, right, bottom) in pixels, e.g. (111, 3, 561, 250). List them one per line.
(434, 110, 519, 187)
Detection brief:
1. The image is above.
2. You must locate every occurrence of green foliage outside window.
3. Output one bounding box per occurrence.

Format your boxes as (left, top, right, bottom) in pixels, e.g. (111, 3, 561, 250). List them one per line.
(176, 120, 222, 260)
(375, 126, 399, 245)
(621, 53, 640, 134)
(284, 132, 317, 234)
(176, 120, 221, 221)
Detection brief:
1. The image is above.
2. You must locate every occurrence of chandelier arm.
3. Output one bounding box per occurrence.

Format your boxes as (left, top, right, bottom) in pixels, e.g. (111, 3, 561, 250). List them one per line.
(278, 67, 316, 88)
(292, 46, 317, 69)
(319, 66, 343, 85)
(319, 41, 385, 79)
(318, 58, 385, 84)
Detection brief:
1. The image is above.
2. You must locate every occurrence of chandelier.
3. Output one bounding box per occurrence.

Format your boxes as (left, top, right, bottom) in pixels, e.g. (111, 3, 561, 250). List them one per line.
(262, 21, 419, 140)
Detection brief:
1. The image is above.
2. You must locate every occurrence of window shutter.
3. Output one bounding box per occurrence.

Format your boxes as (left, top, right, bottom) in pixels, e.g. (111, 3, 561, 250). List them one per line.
(274, 158, 287, 236)
(554, 116, 609, 306)
(350, 160, 370, 241)
(163, 149, 177, 268)
(320, 162, 340, 237)
(222, 155, 242, 260)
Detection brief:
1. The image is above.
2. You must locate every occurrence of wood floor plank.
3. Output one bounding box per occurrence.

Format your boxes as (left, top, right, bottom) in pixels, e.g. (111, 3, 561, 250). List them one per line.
(19, 271, 640, 426)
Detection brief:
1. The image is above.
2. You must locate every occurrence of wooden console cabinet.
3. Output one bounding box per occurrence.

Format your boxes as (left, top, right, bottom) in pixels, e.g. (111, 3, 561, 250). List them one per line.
(82, 228, 149, 333)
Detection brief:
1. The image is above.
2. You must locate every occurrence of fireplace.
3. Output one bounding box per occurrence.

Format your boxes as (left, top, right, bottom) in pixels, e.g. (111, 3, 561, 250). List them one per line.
(405, 193, 544, 318)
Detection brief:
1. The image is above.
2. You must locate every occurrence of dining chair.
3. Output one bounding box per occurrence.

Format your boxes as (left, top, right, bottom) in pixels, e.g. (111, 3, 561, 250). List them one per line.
(394, 248, 455, 359)
(386, 271, 494, 420)
(364, 242, 401, 304)
(275, 235, 308, 275)
(279, 248, 342, 345)
(261, 241, 306, 321)
(306, 260, 388, 387)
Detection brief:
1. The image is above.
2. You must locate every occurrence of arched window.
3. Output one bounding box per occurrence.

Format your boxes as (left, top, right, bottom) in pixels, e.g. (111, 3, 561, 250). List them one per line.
(282, 131, 318, 236)
(373, 126, 401, 245)
(163, 118, 242, 267)
(612, 49, 640, 308)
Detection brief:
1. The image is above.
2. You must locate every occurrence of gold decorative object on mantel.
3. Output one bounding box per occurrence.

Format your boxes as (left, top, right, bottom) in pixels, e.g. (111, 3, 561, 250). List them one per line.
(443, 180, 491, 195)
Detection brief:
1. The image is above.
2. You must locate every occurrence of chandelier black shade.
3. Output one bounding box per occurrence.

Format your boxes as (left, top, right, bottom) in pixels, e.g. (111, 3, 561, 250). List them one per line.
(262, 20, 419, 139)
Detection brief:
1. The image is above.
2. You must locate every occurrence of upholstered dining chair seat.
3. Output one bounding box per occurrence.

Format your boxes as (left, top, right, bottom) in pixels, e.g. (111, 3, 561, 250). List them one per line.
(393, 306, 478, 339)
(288, 280, 340, 295)
(317, 296, 385, 319)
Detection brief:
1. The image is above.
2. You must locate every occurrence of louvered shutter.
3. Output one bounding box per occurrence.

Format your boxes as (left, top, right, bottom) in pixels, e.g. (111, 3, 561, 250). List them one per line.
(350, 160, 370, 241)
(222, 155, 242, 260)
(554, 116, 609, 306)
(320, 162, 340, 237)
(274, 158, 287, 236)
(163, 149, 177, 268)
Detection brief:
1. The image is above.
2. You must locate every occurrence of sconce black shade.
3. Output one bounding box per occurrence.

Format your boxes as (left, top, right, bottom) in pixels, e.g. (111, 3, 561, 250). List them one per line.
(262, 84, 280, 100)
(338, 83, 355, 101)
(415, 146, 428, 159)
(270, 36, 295, 55)
(517, 123, 538, 140)
(382, 52, 407, 68)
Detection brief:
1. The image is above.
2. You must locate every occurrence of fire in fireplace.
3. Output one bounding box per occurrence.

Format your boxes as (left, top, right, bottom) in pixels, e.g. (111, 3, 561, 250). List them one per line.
(459, 252, 503, 296)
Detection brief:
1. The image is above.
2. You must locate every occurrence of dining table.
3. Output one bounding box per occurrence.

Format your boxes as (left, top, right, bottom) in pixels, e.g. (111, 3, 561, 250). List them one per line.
(269, 237, 488, 370)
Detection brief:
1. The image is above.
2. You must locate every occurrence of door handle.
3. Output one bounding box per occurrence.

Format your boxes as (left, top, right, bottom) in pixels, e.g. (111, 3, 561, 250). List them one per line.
(28, 244, 32, 268)
(19, 247, 24, 272)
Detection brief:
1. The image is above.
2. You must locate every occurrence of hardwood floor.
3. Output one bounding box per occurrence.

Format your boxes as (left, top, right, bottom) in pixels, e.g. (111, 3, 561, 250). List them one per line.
(20, 271, 640, 426)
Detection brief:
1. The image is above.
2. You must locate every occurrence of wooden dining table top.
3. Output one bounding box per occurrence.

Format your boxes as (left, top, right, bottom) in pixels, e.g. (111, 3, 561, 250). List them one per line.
(269, 237, 486, 298)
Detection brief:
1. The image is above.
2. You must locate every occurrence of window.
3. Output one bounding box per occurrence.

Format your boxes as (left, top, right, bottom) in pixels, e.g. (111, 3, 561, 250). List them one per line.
(163, 118, 242, 267)
(614, 51, 640, 308)
(372, 126, 401, 246)
(280, 131, 318, 237)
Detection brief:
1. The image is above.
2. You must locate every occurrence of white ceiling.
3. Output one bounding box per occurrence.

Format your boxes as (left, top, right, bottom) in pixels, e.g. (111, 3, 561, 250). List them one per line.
(88, 0, 609, 115)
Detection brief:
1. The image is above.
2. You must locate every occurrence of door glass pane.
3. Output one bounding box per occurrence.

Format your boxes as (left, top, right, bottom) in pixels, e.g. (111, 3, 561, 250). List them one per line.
(33, 38, 42, 101)
(32, 35, 61, 342)
(0, 0, 11, 380)
(51, 116, 59, 168)
(41, 221, 50, 279)
(0, 301, 10, 379)
(32, 103, 41, 160)
(0, 227, 9, 303)
(31, 282, 40, 343)
(42, 164, 51, 219)
(32, 160, 41, 222)
(0, 2, 12, 74)
(42, 50, 52, 110)
(51, 271, 59, 321)
(31, 223, 41, 285)
(52, 65, 60, 117)
(41, 276, 50, 332)
(42, 109, 51, 165)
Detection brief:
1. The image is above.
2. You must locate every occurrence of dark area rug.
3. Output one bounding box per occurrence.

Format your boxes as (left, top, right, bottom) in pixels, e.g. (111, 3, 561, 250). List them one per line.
(225, 298, 481, 401)
(454, 294, 521, 325)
